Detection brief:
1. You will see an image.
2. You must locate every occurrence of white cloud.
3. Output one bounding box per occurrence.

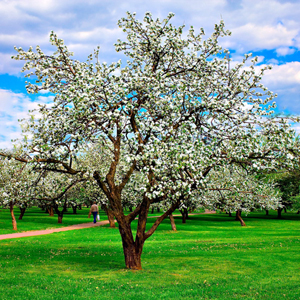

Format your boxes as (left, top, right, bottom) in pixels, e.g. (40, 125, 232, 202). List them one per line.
(276, 47, 295, 56)
(0, 53, 24, 75)
(259, 62, 300, 113)
(267, 58, 279, 65)
(262, 61, 300, 88)
(222, 23, 297, 53)
(0, 89, 53, 150)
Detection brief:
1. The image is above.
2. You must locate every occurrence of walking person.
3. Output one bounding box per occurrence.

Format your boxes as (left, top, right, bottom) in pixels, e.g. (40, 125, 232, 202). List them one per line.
(89, 202, 99, 223)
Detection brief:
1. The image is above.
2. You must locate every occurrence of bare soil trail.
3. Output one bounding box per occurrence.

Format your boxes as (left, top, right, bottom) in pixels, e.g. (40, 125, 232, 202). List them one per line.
(0, 210, 216, 241)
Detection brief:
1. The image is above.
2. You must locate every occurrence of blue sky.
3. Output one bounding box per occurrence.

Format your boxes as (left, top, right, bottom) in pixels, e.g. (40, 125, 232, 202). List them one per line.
(0, 0, 300, 149)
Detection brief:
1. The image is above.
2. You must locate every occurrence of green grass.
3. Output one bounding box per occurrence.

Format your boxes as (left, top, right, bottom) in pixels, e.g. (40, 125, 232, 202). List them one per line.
(0, 211, 300, 299)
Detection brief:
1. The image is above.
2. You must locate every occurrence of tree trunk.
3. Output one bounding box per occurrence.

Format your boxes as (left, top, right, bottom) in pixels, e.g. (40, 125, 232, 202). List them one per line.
(184, 208, 189, 219)
(102, 204, 116, 228)
(18, 207, 27, 220)
(78, 204, 82, 210)
(72, 205, 77, 214)
(277, 208, 282, 219)
(53, 204, 63, 223)
(283, 207, 287, 213)
(10, 202, 17, 230)
(118, 220, 143, 270)
(123, 242, 143, 270)
(296, 210, 300, 215)
(229, 211, 232, 217)
(266, 210, 269, 216)
(236, 210, 246, 226)
(151, 207, 155, 214)
(169, 214, 177, 231)
(63, 200, 68, 213)
(181, 210, 187, 223)
(107, 210, 116, 228)
(48, 205, 54, 216)
(235, 211, 239, 221)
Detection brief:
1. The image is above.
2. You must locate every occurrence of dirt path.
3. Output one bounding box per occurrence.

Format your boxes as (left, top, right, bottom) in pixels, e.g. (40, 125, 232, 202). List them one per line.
(0, 220, 110, 241)
(0, 210, 216, 241)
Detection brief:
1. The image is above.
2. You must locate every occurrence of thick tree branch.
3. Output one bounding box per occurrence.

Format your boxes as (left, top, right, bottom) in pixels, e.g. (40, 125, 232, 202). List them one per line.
(144, 199, 180, 240)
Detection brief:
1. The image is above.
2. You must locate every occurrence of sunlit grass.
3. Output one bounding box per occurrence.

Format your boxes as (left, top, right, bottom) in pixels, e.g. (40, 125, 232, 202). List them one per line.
(0, 211, 300, 299)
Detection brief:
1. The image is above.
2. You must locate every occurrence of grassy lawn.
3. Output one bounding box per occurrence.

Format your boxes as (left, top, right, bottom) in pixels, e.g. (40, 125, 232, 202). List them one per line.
(0, 211, 299, 299)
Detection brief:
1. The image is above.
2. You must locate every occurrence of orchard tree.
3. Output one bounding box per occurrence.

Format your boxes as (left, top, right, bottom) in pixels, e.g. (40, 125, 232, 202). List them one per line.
(10, 12, 300, 269)
(29, 172, 85, 223)
(199, 166, 282, 225)
(0, 152, 35, 230)
(266, 169, 300, 217)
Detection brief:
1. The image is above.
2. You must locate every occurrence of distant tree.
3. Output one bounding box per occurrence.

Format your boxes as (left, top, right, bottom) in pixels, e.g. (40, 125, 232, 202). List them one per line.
(200, 166, 281, 226)
(0, 153, 34, 230)
(30, 172, 85, 223)
(268, 170, 300, 218)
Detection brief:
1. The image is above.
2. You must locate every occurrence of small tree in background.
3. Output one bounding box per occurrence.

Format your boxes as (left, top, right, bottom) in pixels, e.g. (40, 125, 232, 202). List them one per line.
(0, 153, 35, 230)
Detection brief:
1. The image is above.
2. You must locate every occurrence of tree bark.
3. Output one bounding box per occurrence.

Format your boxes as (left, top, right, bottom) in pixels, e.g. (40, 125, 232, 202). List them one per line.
(123, 242, 143, 270)
(235, 211, 239, 221)
(169, 213, 177, 231)
(62, 200, 68, 213)
(118, 220, 143, 270)
(53, 204, 63, 223)
(236, 210, 246, 226)
(71, 204, 77, 214)
(277, 208, 282, 219)
(10, 202, 17, 230)
(266, 210, 269, 216)
(184, 208, 189, 219)
(102, 204, 116, 228)
(181, 209, 186, 223)
(229, 211, 232, 217)
(48, 205, 54, 216)
(18, 207, 27, 220)
(283, 207, 287, 213)
(107, 210, 116, 228)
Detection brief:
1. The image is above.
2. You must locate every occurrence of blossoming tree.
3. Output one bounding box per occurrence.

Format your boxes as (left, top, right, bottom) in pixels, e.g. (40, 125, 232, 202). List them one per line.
(11, 12, 299, 269)
(199, 166, 282, 225)
(0, 154, 35, 230)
